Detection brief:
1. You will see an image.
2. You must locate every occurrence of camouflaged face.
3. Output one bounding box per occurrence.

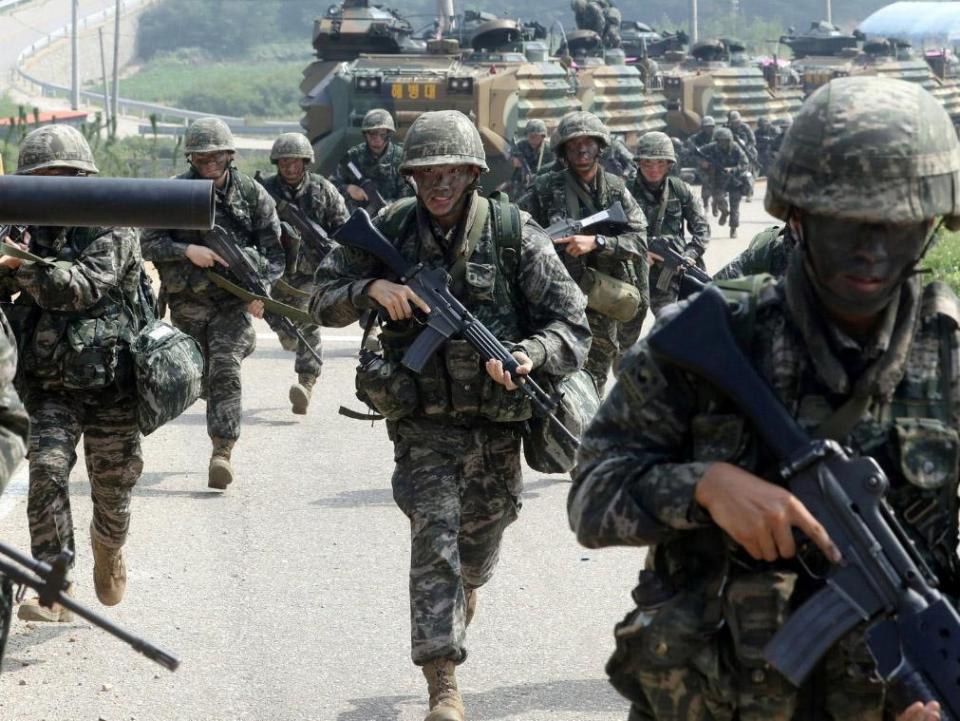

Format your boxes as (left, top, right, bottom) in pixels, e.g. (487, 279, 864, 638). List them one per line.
(552, 111, 611, 153)
(637, 131, 676, 162)
(766, 76, 960, 227)
(400, 110, 488, 172)
(362, 108, 396, 133)
(184, 117, 235, 155)
(270, 133, 314, 163)
(16, 125, 98, 175)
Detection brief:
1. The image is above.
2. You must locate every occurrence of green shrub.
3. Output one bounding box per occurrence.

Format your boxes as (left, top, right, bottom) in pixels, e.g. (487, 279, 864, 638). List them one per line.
(924, 230, 960, 295)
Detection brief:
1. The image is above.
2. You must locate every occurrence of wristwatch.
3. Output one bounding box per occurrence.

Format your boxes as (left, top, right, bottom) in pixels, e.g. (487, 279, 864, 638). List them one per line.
(595, 234, 607, 249)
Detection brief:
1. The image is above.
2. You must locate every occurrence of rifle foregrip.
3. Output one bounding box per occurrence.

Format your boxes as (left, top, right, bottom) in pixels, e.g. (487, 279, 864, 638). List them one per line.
(888, 670, 956, 721)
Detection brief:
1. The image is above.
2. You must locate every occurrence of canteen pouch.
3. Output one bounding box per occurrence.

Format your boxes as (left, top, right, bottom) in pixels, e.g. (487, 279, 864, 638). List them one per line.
(130, 319, 204, 435)
(579, 267, 641, 322)
(522, 369, 600, 473)
(60, 315, 123, 390)
(355, 354, 418, 421)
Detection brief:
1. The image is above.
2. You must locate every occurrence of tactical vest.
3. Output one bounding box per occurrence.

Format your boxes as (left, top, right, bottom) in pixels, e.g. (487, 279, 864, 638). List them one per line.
(355, 194, 536, 424)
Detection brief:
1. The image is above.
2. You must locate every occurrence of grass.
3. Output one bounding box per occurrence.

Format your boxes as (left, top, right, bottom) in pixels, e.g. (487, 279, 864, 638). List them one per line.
(88, 45, 309, 120)
(924, 229, 960, 295)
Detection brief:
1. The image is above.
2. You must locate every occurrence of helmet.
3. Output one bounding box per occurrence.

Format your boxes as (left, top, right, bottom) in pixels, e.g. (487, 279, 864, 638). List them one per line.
(361, 109, 396, 133)
(757, 116, 769, 127)
(270, 133, 315, 163)
(184, 117, 235, 155)
(400, 110, 488, 172)
(636, 131, 676, 162)
(714, 127, 734, 143)
(766, 76, 960, 228)
(728, 110, 742, 122)
(16, 125, 98, 175)
(701, 115, 716, 128)
(551, 111, 610, 153)
(526, 119, 548, 136)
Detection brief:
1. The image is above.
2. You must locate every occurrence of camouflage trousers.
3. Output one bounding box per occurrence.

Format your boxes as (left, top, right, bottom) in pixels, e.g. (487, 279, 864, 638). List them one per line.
(269, 274, 322, 379)
(714, 191, 742, 231)
(23, 386, 142, 566)
(586, 309, 620, 396)
(700, 180, 715, 216)
(169, 295, 256, 442)
(390, 418, 522, 665)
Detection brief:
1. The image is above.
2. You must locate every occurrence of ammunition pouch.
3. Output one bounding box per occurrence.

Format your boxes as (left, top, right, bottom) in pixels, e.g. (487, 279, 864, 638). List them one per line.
(522, 369, 599, 473)
(60, 314, 126, 390)
(579, 267, 642, 322)
(354, 354, 418, 421)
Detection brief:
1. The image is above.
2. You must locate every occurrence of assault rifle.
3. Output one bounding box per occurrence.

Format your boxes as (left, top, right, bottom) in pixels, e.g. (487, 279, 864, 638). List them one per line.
(274, 199, 335, 269)
(544, 202, 628, 240)
(648, 237, 710, 299)
(346, 162, 387, 216)
(0, 542, 178, 671)
(648, 285, 960, 720)
(203, 227, 323, 365)
(331, 209, 578, 447)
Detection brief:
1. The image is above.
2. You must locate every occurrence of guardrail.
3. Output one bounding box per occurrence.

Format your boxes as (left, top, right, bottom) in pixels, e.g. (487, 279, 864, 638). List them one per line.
(13, 0, 299, 135)
(0, 0, 32, 13)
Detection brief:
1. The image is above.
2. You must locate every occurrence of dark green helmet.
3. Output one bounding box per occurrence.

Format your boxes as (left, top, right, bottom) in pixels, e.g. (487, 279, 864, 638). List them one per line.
(636, 131, 676, 162)
(362, 109, 396, 133)
(526, 119, 548, 136)
(270, 133, 315, 163)
(714, 127, 734, 143)
(184, 117, 235, 155)
(701, 115, 716, 128)
(766, 76, 960, 228)
(551, 111, 610, 153)
(16, 125, 98, 175)
(400, 110, 488, 172)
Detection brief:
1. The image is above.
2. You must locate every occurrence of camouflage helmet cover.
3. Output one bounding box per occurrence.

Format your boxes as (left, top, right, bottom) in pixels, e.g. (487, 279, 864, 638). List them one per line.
(766, 76, 960, 228)
(184, 117, 235, 155)
(701, 115, 716, 128)
(636, 131, 676, 162)
(16, 125, 98, 175)
(551, 111, 610, 153)
(526, 119, 548, 136)
(728, 110, 742, 122)
(270, 133, 315, 163)
(400, 110, 488, 172)
(362, 109, 396, 133)
(714, 127, 734, 142)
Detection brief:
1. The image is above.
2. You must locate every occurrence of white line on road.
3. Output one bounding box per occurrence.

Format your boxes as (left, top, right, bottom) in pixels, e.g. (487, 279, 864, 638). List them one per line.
(257, 334, 362, 342)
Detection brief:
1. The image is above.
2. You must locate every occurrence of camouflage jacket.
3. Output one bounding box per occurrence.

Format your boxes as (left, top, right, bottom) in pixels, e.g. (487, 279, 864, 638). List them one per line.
(728, 122, 756, 149)
(311, 191, 591, 425)
(521, 166, 649, 291)
(714, 225, 793, 281)
(331, 140, 411, 207)
(141, 166, 283, 305)
(601, 137, 638, 183)
(699, 141, 749, 184)
(0, 226, 143, 390)
(0, 312, 29, 495)
(686, 129, 715, 152)
(631, 175, 710, 262)
(513, 138, 555, 177)
(258, 171, 349, 279)
(755, 126, 779, 152)
(569, 260, 960, 715)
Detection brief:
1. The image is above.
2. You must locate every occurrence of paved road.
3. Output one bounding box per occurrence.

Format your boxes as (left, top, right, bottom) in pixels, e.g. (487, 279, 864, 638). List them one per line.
(0, 190, 777, 721)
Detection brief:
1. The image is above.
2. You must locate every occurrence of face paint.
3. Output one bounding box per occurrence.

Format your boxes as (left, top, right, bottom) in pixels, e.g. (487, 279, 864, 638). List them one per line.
(277, 157, 306, 187)
(191, 151, 230, 182)
(412, 164, 477, 226)
(801, 212, 930, 318)
(564, 136, 601, 176)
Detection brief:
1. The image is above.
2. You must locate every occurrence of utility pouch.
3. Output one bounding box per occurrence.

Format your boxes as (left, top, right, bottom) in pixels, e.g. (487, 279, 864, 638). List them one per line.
(445, 339, 483, 416)
(522, 369, 599, 473)
(60, 315, 122, 390)
(579, 267, 641, 322)
(355, 354, 418, 421)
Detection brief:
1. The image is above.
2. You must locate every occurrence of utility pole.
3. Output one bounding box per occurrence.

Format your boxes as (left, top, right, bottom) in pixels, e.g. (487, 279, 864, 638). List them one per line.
(690, 0, 698, 44)
(112, 0, 121, 131)
(825, 0, 832, 24)
(71, 0, 80, 110)
(98, 28, 111, 129)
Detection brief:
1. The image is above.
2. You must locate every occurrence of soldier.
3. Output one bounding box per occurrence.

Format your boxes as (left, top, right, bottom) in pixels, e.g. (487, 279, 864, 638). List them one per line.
(755, 116, 779, 177)
(331, 108, 411, 212)
(258, 133, 348, 414)
(569, 76, 956, 721)
(714, 224, 795, 281)
(602, 133, 638, 184)
(0, 126, 144, 619)
(571, 0, 605, 36)
(726, 110, 757, 199)
(312, 110, 590, 721)
(521, 110, 648, 395)
(510, 119, 554, 191)
(700, 127, 749, 237)
(0, 313, 27, 493)
(141, 118, 283, 490)
(629, 131, 710, 325)
(686, 116, 717, 214)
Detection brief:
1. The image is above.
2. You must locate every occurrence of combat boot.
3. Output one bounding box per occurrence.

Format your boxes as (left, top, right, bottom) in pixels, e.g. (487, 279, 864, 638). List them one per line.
(208, 437, 235, 490)
(465, 589, 477, 628)
(289, 374, 317, 415)
(91, 526, 126, 606)
(17, 583, 75, 623)
(730, 227, 738, 239)
(422, 659, 465, 721)
(718, 209, 728, 226)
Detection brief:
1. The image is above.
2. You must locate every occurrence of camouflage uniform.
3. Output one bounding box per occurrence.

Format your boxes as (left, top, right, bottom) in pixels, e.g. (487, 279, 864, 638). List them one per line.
(569, 77, 960, 721)
(602, 136, 638, 183)
(699, 130, 749, 234)
(141, 125, 283, 463)
(331, 110, 411, 212)
(312, 111, 590, 675)
(755, 119, 779, 177)
(0, 313, 29, 494)
(686, 119, 716, 212)
(259, 135, 349, 391)
(521, 112, 649, 395)
(714, 225, 793, 281)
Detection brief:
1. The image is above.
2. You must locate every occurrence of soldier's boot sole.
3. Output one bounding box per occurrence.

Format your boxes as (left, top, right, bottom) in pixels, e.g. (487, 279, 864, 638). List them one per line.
(91, 530, 126, 606)
(289, 383, 311, 415)
(17, 585, 75, 623)
(425, 709, 464, 721)
(208, 457, 234, 490)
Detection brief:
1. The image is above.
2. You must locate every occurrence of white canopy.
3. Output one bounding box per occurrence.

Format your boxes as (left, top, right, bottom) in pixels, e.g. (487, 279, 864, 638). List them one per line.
(859, 2, 960, 43)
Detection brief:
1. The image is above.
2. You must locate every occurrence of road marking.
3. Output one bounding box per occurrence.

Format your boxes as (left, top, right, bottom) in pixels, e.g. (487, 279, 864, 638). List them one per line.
(257, 334, 362, 342)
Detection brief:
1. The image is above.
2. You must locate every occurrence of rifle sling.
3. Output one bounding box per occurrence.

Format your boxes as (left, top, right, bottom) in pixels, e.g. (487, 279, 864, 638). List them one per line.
(812, 394, 872, 443)
(653, 179, 671, 238)
(274, 278, 312, 299)
(448, 196, 490, 294)
(564, 171, 600, 220)
(1, 242, 69, 269)
(206, 272, 313, 325)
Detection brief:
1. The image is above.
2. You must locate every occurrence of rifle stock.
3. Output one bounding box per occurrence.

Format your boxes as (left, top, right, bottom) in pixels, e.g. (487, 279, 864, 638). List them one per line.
(544, 201, 628, 240)
(347, 162, 387, 215)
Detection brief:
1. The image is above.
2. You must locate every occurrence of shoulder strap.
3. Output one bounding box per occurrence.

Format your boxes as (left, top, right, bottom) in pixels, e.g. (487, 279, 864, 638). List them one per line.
(488, 190, 522, 282)
(713, 274, 775, 350)
(233, 171, 260, 211)
(377, 197, 418, 240)
(653, 179, 671, 237)
(449, 198, 490, 290)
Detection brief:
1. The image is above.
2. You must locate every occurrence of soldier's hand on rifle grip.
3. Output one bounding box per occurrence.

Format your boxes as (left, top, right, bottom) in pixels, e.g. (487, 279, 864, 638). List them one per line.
(186, 244, 228, 269)
(347, 185, 369, 203)
(367, 280, 431, 321)
(554, 235, 598, 257)
(246, 300, 264, 319)
(897, 701, 941, 721)
(647, 251, 665, 265)
(485, 351, 532, 391)
(694, 462, 842, 564)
